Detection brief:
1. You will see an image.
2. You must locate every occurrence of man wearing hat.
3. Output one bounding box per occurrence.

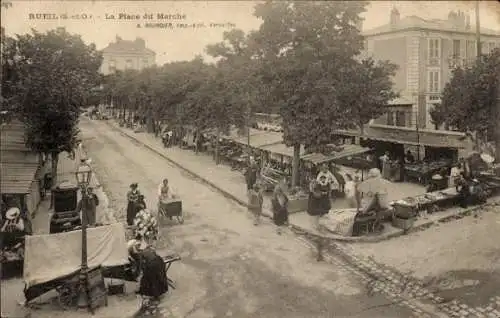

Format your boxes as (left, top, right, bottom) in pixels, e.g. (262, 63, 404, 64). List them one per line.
(1, 207, 25, 232)
(127, 183, 141, 226)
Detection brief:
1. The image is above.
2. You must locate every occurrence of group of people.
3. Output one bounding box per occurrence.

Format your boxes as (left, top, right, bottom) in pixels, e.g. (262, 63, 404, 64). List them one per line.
(125, 178, 178, 306)
(247, 178, 289, 234)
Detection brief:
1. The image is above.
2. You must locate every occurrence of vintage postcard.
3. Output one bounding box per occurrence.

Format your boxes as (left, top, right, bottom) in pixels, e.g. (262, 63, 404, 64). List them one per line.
(1, 1, 500, 318)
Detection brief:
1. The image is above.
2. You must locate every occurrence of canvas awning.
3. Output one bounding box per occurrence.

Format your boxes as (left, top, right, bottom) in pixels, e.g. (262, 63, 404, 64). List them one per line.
(334, 125, 471, 149)
(232, 130, 283, 148)
(260, 143, 306, 158)
(1, 163, 40, 194)
(301, 144, 372, 164)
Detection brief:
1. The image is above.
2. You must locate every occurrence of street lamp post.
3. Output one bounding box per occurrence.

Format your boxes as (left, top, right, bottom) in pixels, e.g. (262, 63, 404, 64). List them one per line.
(75, 159, 94, 314)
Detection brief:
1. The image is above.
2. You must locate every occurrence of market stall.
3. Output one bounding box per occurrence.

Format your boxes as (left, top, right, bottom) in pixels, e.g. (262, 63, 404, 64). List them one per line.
(403, 159, 452, 184)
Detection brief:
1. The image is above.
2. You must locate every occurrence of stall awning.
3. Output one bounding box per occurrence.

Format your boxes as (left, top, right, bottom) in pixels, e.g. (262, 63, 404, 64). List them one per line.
(334, 125, 472, 149)
(232, 130, 283, 148)
(301, 144, 372, 164)
(260, 143, 306, 158)
(1, 163, 40, 194)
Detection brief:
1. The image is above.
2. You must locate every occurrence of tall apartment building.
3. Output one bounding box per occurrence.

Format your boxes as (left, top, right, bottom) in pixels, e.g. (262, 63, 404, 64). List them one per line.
(100, 36, 156, 75)
(363, 8, 500, 130)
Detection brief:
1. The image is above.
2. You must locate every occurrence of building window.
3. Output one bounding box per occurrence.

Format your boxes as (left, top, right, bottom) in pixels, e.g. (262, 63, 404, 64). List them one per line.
(108, 59, 116, 73)
(125, 59, 133, 69)
(452, 40, 461, 59)
(428, 70, 440, 97)
(395, 111, 406, 127)
(428, 38, 440, 65)
(142, 59, 149, 67)
(387, 112, 394, 126)
(488, 42, 496, 53)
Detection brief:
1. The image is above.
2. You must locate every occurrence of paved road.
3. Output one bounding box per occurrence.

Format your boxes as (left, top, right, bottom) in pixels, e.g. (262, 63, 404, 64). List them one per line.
(79, 119, 417, 318)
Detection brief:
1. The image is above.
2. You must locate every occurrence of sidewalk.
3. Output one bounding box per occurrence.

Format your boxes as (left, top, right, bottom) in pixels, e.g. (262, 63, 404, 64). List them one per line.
(31, 150, 116, 234)
(104, 119, 484, 243)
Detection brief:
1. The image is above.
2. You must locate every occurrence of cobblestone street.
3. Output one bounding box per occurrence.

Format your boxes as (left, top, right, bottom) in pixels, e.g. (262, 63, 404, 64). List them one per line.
(76, 119, 429, 318)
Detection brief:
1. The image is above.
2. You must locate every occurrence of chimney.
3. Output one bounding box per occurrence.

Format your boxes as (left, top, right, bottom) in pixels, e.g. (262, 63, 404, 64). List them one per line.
(115, 35, 122, 43)
(390, 8, 400, 26)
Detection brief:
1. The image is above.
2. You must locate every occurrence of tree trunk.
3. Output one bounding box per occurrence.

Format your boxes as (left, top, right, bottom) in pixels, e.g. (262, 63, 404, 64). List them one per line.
(195, 130, 199, 154)
(291, 143, 301, 187)
(215, 128, 220, 165)
(146, 111, 154, 133)
(359, 123, 365, 136)
(50, 151, 59, 189)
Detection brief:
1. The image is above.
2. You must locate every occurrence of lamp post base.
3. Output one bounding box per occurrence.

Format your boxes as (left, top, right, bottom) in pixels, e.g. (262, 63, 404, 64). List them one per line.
(76, 269, 92, 311)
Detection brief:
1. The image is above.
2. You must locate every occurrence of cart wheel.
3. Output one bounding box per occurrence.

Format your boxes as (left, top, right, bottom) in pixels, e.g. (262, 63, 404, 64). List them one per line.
(177, 216, 184, 224)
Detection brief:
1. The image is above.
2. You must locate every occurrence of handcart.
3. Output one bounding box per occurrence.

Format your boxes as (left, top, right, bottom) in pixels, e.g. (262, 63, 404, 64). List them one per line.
(23, 223, 135, 310)
(157, 199, 184, 224)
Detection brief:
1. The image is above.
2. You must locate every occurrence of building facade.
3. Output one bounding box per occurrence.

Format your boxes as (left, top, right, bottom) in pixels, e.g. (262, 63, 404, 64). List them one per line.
(100, 36, 156, 75)
(362, 9, 500, 130)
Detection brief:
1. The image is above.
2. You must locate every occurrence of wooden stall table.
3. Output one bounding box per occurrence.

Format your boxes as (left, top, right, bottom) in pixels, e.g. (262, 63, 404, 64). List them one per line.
(404, 160, 451, 184)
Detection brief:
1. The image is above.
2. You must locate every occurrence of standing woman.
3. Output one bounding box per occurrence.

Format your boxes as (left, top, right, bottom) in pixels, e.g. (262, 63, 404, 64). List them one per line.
(127, 183, 141, 226)
(307, 180, 323, 230)
(271, 179, 289, 235)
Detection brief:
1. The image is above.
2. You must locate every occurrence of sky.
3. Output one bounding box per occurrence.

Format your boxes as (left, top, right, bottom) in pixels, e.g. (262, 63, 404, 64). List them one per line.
(1, 1, 499, 65)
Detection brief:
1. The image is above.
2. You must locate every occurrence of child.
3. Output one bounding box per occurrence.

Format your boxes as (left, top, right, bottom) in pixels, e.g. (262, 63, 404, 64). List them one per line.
(247, 183, 263, 225)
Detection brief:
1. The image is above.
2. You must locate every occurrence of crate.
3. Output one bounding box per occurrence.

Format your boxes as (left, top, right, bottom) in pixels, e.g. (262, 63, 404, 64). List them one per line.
(392, 203, 418, 219)
(392, 216, 415, 230)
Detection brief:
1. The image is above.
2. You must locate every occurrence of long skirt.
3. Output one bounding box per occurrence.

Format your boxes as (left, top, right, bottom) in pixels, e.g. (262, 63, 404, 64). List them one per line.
(138, 253, 169, 298)
(127, 201, 138, 226)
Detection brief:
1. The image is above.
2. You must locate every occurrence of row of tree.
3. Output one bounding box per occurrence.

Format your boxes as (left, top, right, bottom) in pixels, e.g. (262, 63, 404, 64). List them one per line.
(100, 1, 399, 186)
(1, 26, 102, 185)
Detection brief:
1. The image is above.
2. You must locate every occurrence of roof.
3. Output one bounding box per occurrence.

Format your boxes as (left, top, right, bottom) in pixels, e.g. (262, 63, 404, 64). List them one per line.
(334, 124, 472, 149)
(364, 15, 500, 37)
(0, 120, 34, 152)
(301, 145, 372, 164)
(1, 163, 39, 194)
(102, 37, 156, 56)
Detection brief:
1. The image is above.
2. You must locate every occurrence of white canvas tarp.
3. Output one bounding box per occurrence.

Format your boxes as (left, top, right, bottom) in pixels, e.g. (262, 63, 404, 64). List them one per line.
(23, 223, 129, 288)
(319, 209, 358, 237)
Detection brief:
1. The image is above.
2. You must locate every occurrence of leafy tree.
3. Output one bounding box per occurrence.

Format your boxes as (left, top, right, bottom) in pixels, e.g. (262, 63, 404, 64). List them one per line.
(251, 0, 369, 186)
(8, 28, 102, 185)
(338, 58, 399, 134)
(431, 49, 500, 160)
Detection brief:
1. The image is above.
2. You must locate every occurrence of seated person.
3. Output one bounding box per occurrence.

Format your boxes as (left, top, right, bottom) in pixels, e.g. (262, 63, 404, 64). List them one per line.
(357, 168, 392, 218)
(1, 208, 25, 233)
(427, 173, 447, 192)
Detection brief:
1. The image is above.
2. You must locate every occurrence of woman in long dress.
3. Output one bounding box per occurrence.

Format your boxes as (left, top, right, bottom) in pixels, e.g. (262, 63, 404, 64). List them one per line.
(127, 183, 141, 226)
(271, 181, 289, 235)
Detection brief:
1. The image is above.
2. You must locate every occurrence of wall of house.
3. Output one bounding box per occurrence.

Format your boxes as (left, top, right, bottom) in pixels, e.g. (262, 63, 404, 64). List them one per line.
(371, 37, 407, 93)
(100, 53, 155, 74)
